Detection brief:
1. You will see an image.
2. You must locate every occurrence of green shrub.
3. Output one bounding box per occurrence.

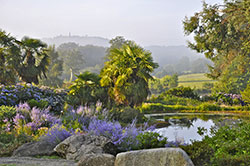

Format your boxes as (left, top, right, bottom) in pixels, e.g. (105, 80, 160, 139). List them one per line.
(181, 140, 214, 166)
(0, 130, 32, 156)
(27, 99, 49, 109)
(140, 103, 194, 113)
(184, 122, 250, 166)
(109, 106, 144, 123)
(0, 106, 16, 129)
(197, 103, 221, 111)
(164, 86, 199, 99)
(149, 94, 201, 106)
(136, 131, 167, 150)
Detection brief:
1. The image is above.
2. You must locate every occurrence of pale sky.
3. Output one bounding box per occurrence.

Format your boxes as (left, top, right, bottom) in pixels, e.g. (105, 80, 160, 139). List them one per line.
(0, 0, 222, 46)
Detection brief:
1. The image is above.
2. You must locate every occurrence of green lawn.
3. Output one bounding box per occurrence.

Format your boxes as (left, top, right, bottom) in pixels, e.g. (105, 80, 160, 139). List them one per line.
(178, 73, 216, 89)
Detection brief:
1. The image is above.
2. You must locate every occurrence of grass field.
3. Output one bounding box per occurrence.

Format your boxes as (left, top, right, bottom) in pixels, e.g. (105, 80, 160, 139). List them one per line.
(178, 73, 216, 89)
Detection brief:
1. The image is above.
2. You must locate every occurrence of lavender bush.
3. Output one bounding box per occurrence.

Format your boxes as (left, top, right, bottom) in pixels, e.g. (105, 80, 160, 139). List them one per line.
(13, 103, 60, 136)
(44, 125, 72, 144)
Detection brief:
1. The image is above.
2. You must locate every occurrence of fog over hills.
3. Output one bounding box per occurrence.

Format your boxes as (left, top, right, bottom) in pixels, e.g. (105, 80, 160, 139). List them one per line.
(42, 35, 110, 47)
(42, 35, 204, 67)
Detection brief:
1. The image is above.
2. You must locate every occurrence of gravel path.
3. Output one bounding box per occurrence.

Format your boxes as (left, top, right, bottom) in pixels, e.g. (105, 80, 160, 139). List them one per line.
(0, 157, 78, 166)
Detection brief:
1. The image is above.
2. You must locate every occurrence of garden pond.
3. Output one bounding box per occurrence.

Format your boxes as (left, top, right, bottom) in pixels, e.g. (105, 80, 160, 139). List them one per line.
(145, 112, 250, 144)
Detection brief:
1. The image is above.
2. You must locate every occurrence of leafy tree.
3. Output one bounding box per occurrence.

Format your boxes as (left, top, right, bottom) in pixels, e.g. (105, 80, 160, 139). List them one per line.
(57, 43, 85, 81)
(0, 30, 20, 84)
(149, 74, 178, 94)
(68, 71, 108, 107)
(17, 37, 50, 84)
(100, 41, 158, 107)
(40, 46, 64, 87)
(183, 0, 250, 93)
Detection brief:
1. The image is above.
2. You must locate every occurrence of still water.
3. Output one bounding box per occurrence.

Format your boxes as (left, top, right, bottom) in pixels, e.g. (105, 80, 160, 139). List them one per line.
(146, 113, 249, 144)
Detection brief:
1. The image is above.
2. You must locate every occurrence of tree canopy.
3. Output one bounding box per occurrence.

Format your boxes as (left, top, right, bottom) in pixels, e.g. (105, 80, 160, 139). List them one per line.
(183, 0, 250, 93)
(0, 30, 50, 84)
(100, 39, 158, 107)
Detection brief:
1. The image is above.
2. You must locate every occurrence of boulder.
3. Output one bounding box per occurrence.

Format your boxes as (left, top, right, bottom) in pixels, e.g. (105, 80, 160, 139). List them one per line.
(77, 154, 115, 166)
(115, 148, 194, 166)
(54, 134, 117, 160)
(12, 139, 58, 157)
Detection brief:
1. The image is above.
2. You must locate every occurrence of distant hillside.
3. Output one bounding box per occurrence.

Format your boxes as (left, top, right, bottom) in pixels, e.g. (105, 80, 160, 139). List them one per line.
(42, 35, 110, 47)
(145, 45, 203, 66)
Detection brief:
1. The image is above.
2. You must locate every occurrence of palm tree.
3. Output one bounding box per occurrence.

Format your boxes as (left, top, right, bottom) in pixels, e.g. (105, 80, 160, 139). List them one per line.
(100, 41, 158, 107)
(0, 30, 20, 84)
(17, 37, 50, 84)
(68, 71, 108, 107)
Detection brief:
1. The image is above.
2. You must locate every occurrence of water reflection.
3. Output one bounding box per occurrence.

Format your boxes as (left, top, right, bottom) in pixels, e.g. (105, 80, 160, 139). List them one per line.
(149, 113, 249, 144)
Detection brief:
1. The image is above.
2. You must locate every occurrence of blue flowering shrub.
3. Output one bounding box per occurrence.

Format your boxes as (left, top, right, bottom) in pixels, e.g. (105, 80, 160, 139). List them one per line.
(0, 84, 67, 114)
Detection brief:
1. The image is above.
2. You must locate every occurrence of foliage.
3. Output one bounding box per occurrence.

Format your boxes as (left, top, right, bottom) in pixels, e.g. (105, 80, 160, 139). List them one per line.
(67, 72, 108, 107)
(197, 103, 221, 111)
(241, 83, 250, 104)
(183, 122, 250, 166)
(164, 86, 199, 99)
(212, 93, 243, 106)
(100, 38, 158, 107)
(0, 106, 16, 130)
(181, 140, 214, 166)
(183, 0, 250, 93)
(12, 103, 59, 137)
(0, 30, 20, 84)
(0, 130, 32, 157)
(108, 106, 144, 124)
(27, 99, 49, 109)
(40, 46, 64, 87)
(136, 131, 167, 149)
(149, 74, 178, 94)
(44, 125, 72, 144)
(84, 118, 156, 151)
(149, 94, 201, 106)
(18, 37, 50, 84)
(57, 43, 85, 81)
(140, 103, 195, 113)
(0, 83, 67, 114)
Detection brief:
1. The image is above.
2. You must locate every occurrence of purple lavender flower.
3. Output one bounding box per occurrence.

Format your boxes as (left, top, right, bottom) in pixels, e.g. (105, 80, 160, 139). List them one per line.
(44, 125, 72, 144)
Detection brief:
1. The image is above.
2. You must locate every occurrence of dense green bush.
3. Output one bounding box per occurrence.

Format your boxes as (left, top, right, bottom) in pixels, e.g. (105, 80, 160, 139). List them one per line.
(183, 122, 250, 166)
(67, 72, 109, 107)
(27, 99, 49, 109)
(149, 94, 201, 106)
(140, 103, 194, 113)
(164, 86, 199, 99)
(197, 103, 221, 111)
(136, 131, 167, 149)
(181, 140, 214, 166)
(0, 106, 16, 129)
(109, 106, 144, 123)
(0, 130, 31, 156)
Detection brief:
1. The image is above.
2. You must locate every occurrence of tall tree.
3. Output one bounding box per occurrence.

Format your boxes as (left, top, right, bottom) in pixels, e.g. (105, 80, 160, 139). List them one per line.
(0, 30, 20, 84)
(40, 46, 64, 87)
(183, 0, 250, 93)
(57, 43, 85, 81)
(18, 37, 50, 84)
(100, 41, 158, 107)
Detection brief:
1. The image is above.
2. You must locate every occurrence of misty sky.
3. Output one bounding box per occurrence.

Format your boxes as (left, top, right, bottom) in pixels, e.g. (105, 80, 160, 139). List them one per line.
(0, 0, 222, 46)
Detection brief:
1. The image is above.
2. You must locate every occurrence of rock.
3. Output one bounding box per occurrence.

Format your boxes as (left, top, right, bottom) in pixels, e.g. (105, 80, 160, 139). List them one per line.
(12, 139, 58, 157)
(54, 134, 117, 160)
(77, 154, 115, 166)
(115, 148, 194, 166)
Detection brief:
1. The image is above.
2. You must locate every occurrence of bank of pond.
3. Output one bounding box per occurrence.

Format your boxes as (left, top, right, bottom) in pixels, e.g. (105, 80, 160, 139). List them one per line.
(1, 84, 250, 165)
